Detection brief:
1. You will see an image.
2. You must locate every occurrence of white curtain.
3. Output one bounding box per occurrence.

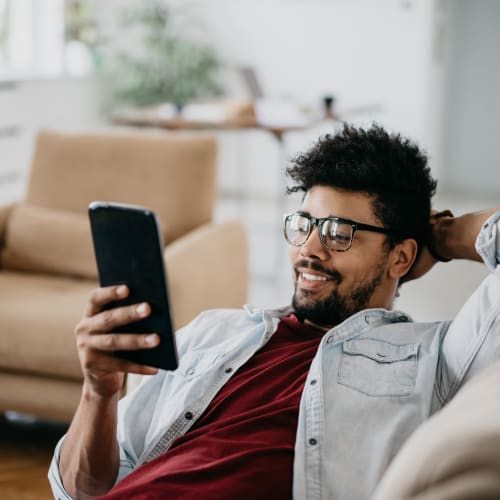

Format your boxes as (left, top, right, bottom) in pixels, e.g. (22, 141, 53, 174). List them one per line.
(2, 0, 64, 78)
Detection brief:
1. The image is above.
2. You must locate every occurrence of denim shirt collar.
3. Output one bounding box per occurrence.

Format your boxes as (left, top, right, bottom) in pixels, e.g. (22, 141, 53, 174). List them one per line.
(249, 304, 413, 345)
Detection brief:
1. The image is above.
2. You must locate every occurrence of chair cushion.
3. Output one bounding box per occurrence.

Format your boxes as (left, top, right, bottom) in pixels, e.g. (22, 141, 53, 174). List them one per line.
(0, 271, 95, 380)
(1, 203, 98, 279)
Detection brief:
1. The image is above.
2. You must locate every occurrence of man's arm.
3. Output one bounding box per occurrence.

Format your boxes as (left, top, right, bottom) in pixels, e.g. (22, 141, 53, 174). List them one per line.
(430, 207, 499, 262)
(402, 207, 499, 282)
(432, 207, 500, 403)
(57, 285, 160, 499)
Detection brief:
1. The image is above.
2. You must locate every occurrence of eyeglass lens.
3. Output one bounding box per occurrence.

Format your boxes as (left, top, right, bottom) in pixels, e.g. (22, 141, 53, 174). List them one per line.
(284, 214, 353, 251)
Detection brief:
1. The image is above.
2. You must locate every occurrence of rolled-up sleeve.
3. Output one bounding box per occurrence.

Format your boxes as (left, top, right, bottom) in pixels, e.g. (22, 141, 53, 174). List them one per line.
(476, 211, 500, 272)
(48, 435, 135, 500)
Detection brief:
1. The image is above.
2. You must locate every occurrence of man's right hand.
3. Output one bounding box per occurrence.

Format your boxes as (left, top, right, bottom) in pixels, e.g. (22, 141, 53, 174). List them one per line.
(75, 284, 160, 399)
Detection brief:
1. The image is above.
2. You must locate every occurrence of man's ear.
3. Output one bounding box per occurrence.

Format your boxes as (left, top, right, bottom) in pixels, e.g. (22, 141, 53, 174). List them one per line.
(388, 239, 418, 279)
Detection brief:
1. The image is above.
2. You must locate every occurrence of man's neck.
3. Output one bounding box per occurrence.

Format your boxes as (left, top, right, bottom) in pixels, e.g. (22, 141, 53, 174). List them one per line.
(303, 318, 334, 333)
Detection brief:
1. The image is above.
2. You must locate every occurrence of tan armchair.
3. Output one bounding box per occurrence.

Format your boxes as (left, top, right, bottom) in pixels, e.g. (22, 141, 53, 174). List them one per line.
(0, 130, 248, 422)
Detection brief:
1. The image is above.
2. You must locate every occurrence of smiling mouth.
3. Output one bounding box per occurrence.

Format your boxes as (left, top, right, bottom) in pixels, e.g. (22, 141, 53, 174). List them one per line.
(295, 261, 342, 283)
(301, 272, 328, 281)
(297, 270, 336, 292)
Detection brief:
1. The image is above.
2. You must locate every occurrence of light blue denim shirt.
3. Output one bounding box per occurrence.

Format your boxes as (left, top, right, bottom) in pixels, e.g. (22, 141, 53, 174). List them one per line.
(49, 212, 500, 500)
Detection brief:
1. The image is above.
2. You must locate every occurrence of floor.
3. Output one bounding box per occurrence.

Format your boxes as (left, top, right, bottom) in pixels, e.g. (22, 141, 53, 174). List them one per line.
(0, 413, 67, 499)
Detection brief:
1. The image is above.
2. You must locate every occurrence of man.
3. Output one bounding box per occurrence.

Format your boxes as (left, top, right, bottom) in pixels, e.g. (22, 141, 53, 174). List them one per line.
(49, 124, 500, 500)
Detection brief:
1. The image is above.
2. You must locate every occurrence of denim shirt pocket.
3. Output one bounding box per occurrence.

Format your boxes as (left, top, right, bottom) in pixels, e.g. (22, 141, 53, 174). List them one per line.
(338, 338, 419, 397)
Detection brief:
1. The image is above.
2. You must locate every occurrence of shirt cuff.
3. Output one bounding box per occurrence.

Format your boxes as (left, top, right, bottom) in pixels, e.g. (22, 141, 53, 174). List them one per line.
(48, 436, 74, 500)
(476, 210, 500, 272)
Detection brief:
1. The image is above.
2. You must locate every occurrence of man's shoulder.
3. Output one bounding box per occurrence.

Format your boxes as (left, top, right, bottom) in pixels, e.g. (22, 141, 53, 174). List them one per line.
(358, 312, 449, 345)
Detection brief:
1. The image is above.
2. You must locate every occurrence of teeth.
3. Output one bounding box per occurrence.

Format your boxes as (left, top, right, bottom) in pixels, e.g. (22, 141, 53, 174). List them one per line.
(302, 272, 327, 281)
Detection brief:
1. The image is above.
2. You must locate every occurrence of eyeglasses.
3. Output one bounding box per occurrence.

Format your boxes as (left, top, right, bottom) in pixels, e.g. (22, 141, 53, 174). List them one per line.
(283, 212, 394, 252)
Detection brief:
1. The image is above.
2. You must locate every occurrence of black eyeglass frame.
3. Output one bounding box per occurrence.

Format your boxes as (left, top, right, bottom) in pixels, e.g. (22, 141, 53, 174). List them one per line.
(283, 212, 396, 252)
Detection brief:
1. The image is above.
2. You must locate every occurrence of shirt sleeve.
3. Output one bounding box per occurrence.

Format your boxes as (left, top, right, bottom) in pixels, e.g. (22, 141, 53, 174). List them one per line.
(436, 210, 500, 404)
(48, 433, 135, 499)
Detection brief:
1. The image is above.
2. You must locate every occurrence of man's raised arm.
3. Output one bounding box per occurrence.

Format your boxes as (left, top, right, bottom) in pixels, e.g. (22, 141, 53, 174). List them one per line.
(430, 207, 500, 262)
(403, 207, 500, 282)
(431, 206, 500, 402)
(50, 285, 159, 499)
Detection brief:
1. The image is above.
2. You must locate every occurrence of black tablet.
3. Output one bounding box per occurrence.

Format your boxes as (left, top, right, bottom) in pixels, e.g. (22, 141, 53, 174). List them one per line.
(88, 201, 178, 371)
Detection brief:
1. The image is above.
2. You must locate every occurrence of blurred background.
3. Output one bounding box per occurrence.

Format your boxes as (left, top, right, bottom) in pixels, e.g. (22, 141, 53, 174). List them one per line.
(0, 0, 499, 320)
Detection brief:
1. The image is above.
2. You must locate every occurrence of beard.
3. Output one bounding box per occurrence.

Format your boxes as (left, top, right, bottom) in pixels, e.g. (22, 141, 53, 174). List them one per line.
(292, 258, 386, 327)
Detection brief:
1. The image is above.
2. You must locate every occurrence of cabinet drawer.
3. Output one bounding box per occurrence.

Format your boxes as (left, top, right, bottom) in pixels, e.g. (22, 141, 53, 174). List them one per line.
(0, 82, 28, 128)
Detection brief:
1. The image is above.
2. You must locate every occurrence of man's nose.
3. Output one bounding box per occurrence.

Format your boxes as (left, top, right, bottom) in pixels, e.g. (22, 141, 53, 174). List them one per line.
(299, 226, 330, 260)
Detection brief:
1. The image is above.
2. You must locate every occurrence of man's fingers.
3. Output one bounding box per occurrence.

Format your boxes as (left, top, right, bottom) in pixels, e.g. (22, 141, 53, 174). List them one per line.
(83, 351, 159, 376)
(83, 332, 160, 352)
(84, 285, 129, 317)
(82, 301, 151, 334)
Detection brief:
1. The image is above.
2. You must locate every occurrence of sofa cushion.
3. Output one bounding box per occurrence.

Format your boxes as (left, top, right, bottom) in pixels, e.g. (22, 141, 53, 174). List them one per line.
(1, 203, 98, 279)
(0, 271, 95, 380)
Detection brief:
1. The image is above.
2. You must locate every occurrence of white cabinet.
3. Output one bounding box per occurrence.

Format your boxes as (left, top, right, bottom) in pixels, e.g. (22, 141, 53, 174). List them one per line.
(0, 76, 105, 203)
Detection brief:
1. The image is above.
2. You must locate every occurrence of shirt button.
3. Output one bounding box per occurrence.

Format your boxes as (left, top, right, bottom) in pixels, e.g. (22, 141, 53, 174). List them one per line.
(309, 438, 318, 446)
(310, 379, 317, 386)
(185, 412, 193, 420)
(225, 367, 233, 374)
(186, 368, 195, 376)
(326, 336, 333, 344)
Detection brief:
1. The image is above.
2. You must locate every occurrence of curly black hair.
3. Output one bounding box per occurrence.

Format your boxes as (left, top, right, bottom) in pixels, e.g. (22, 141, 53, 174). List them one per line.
(286, 123, 437, 252)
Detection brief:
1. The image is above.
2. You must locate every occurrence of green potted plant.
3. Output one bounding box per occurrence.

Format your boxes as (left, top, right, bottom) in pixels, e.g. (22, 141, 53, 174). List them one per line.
(105, 0, 223, 111)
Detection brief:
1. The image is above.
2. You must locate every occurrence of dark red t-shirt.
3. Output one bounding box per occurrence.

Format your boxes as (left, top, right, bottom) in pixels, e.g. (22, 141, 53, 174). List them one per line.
(98, 314, 322, 500)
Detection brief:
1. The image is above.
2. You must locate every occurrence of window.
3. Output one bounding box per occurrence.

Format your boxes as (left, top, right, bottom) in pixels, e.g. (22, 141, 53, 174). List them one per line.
(0, 0, 100, 80)
(0, 0, 10, 66)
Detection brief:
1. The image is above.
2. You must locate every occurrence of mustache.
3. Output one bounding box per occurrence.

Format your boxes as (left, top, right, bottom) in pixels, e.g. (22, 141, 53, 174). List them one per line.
(295, 259, 343, 283)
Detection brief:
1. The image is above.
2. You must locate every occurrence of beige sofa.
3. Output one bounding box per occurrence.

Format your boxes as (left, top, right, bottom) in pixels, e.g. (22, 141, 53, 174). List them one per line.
(0, 130, 248, 422)
(372, 359, 500, 500)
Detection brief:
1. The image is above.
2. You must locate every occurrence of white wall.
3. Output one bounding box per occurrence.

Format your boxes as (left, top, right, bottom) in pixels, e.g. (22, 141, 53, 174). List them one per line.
(440, 0, 500, 196)
(192, 0, 436, 136)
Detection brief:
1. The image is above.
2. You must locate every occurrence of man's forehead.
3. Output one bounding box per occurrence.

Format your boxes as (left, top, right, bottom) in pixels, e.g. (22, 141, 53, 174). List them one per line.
(300, 186, 380, 223)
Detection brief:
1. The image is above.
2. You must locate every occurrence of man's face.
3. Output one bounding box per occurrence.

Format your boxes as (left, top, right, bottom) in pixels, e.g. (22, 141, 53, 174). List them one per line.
(288, 186, 394, 327)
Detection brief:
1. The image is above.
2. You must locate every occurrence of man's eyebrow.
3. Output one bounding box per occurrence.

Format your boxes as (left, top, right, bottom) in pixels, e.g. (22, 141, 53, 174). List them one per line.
(296, 210, 342, 219)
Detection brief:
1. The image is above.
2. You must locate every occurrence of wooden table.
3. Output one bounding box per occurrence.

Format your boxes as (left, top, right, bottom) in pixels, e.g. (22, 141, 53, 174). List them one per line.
(112, 109, 319, 141)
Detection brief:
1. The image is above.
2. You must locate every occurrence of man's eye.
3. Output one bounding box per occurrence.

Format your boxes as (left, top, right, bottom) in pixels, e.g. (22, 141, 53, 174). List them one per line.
(292, 223, 308, 233)
(334, 233, 351, 242)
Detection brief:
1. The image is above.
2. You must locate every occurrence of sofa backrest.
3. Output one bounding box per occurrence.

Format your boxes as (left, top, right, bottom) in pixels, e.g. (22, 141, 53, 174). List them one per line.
(0, 130, 217, 279)
(26, 130, 217, 244)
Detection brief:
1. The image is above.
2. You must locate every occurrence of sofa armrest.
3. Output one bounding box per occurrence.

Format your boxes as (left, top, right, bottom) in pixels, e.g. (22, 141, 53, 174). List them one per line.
(165, 219, 248, 329)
